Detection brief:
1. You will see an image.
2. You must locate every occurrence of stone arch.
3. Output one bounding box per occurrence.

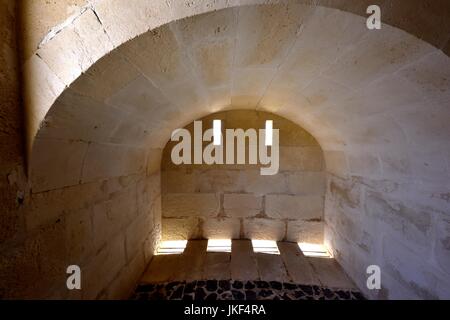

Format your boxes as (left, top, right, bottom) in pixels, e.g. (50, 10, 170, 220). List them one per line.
(22, 0, 450, 155)
(21, 2, 450, 300)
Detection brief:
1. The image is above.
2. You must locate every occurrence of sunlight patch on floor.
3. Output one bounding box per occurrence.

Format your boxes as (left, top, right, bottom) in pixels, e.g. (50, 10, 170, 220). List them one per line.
(251, 240, 280, 255)
(298, 242, 331, 258)
(207, 239, 232, 252)
(156, 240, 188, 255)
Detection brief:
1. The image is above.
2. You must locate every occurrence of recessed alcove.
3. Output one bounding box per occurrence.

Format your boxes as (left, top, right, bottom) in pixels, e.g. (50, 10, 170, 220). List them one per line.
(161, 110, 326, 244)
(1, 0, 449, 300)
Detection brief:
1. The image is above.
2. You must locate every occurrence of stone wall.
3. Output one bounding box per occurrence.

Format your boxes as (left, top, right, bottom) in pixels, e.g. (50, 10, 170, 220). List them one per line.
(5, 1, 450, 300)
(324, 166, 450, 300)
(0, 0, 29, 299)
(161, 110, 326, 243)
(0, 0, 162, 296)
(1, 168, 161, 299)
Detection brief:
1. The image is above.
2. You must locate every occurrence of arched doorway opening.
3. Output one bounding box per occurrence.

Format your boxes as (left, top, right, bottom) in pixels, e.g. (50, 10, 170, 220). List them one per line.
(13, 2, 450, 300)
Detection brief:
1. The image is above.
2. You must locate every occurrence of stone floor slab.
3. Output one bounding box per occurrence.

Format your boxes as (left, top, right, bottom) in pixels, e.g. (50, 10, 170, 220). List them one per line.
(278, 241, 321, 285)
(231, 240, 259, 280)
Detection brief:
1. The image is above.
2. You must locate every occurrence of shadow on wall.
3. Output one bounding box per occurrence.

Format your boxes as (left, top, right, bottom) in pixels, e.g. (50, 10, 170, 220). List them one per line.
(161, 110, 326, 243)
(7, 0, 450, 300)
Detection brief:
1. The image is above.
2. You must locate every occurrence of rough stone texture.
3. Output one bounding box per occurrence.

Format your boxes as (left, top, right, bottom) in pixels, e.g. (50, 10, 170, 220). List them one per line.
(266, 195, 324, 220)
(132, 280, 365, 300)
(243, 219, 286, 241)
(223, 194, 263, 218)
(162, 217, 200, 241)
(202, 218, 241, 240)
(162, 110, 326, 241)
(1, 1, 449, 300)
(137, 240, 358, 297)
(162, 193, 220, 218)
(231, 240, 259, 280)
(0, 0, 31, 299)
(0, 0, 26, 249)
(286, 221, 324, 244)
(1, 169, 160, 299)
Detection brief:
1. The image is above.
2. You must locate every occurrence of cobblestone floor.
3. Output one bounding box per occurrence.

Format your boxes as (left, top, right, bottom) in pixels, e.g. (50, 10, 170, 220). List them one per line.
(131, 280, 365, 300)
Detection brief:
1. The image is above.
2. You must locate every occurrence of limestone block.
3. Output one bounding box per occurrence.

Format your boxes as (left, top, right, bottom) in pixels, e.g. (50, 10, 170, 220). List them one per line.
(192, 39, 234, 88)
(271, 7, 367, 93)
(378, 150, 412, 179)
(301, 77, 354, 110)
(109, 186, 139, 225)
(70, 50, 141, 103)
(266, 194, 323, 220)
(256, 252, 288, 282)
(433, 213, 450, 274)
(230, 240, 259, 280)
(30, 138, 88, 193)
(382, 235, 439, 299)
(0, 219, 68, 299)
(143, 229, 160, 262)
(378, 273, 423, 300)
(125, 213, 153, 262)
(107, 115, 152, 148)
(231, 67, 274, 108)
(347, 74, 429, 117)
(208, 85, 232, 109)
(242, 170, 288, 195)
(242, 218, 285, 241)
(81, 143, 146, 183)
(36, 219, 68, 291)
(202, 217, 240, 239)
(27, 179, 108, 230)
(92, 185, 138, 251)
(162, 170, 196, 193)
(279, 146, 324, 171)
(203, 252, 231, 280)
(169, 0, 237, 24)
(20, 0, 88, 59)
(174, 9, 237, 46)
(36, 9, 113, 85)
(147, 149, 163, 175)
(119, 24, 190, 89)
(137, 173, 161, 217)
(0, 174, 25, 245)
(162, 217, 199, 240)
(104, 249, 146, 300)
(365, 191, 432, 254)
(38, 89, 126, 143)
(327, 175, 362, 211)
(65, 207, 94, 264)
(23, 55, 65, 147)
(162, 193, 219, 218)
(287, 172, 326, 195)
(93, 0, 174, 47)
(235, 4, 313, 69)
(92, 200, 115, 252)
(409, 148, 449, 182)
(307, 256, 355, 289)
(286, 220, 324, 244)
(279, 242, 321, 285)
(323, 25, 435, 90)
(398, 51, 450, 105)
(106, 75, 180, 124)
(82, 233, 127, 299)
(194, 169, 244, 193)
(151, 195, 163, 232)
(329, 209, 373, 255)
(158, 79, 209, 117)
(223, 193, 262, 218)
(324, 151, 348, 176)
